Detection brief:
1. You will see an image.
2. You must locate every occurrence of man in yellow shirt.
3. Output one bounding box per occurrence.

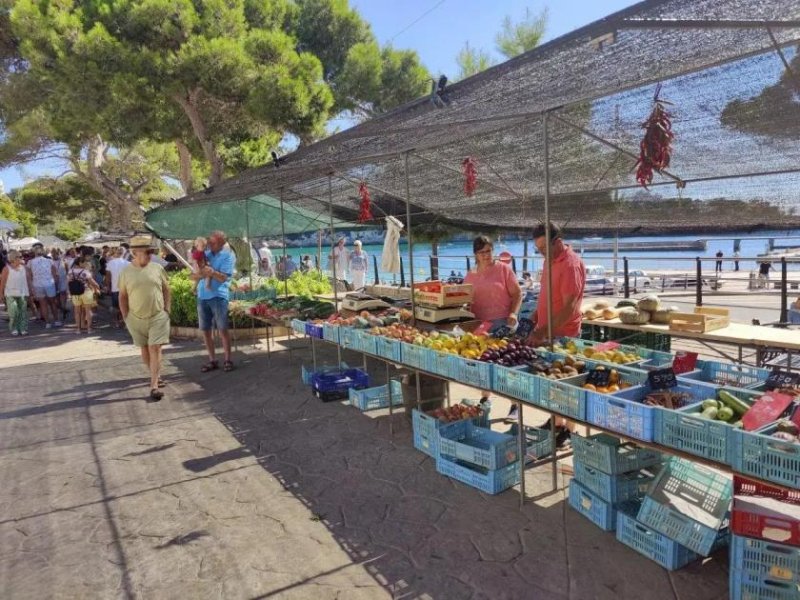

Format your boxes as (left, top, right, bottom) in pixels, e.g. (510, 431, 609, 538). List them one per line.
(119, 235, 171, 401)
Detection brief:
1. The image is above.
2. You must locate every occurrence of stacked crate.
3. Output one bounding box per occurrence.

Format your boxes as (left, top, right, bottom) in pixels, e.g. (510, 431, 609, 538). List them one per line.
(729, 476, 800, 599)
(568, 433, 662, 532)
(435, 420, 520, 495)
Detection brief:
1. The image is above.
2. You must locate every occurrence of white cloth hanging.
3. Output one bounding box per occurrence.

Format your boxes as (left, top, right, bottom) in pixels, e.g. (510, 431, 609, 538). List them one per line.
(381, 216, 404, 274)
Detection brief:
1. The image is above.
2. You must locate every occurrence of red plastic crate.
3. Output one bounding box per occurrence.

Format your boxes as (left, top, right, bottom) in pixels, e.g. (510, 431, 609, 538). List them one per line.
(733, 476, 800, 548)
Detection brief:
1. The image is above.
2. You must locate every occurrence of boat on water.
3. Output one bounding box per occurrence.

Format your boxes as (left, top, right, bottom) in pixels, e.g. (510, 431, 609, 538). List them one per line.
(757, 247, 800, 262)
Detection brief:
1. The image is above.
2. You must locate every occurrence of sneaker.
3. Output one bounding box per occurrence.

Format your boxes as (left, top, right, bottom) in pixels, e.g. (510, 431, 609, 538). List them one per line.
(45, 323, 52, 329)
(20, 330, 28, 336)
(11, 330, 19, 336)
(54, 321, 63, 328)
(506, 404, 519, 421)
(555, 427, 572, 449)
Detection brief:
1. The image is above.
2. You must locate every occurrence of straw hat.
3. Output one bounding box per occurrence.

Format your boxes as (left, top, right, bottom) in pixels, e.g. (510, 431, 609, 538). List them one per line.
(129, 234, 157, 249)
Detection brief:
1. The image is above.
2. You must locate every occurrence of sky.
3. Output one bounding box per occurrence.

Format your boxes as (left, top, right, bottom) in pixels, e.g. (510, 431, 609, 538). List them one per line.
(0, 0, 637, 194)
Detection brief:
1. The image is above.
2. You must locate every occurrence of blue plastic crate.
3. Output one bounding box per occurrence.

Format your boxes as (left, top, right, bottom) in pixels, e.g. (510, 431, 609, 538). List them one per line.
(348, 380, 403, 411)
(401, 343, 438, 372)
(731, 424, 800, 490)
(654, 387, 760, 465)
(351, 330, 378, 355)
(573, 462, 656, 504)
(730, 569, 800, 600)
(680, 360, 771, 390)
(453, 356, 493, 389)
(428, 350, 457, 379)
(291, 318, 307, 335)
(375, 336, 402, 362)
(311, 368, 369, 401)
(637, 458, 732, 556)
(436, 455, 520, 495)
(492, 365, 538, 401)
(306, 322, 324, 339)
(533, 374, 587, 420)
(568, 480, 617, 532)
(553, 337, 673, 368)
(616, 508, 705, 571)
(588, 381, 716, 443)
(340, 327, 357, 349)
(571, 433, 663, 475)
(301, 362, 349, 386)
(731, 534, 800, 585)
(412, 406, 490, 458)
(438, 421, 518, 469)
(322, 323, 341, 344)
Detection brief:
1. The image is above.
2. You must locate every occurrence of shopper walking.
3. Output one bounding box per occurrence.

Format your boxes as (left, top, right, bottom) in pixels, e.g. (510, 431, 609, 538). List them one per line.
(733, 251, 740, 272)
(51, 248, 69, 321)
(118, 235, 171, 401)
(715, 250, 723, 274)
(28, 244, 62, 328)
(105, 247, 128, 328)
(258, 241, 275, 276)
(194, 230, 236, 373)
(758, 260, 773, 288)
(0, 251, 30, 336)
(349, 240, 369, 290)
(68, 255, 100, 334)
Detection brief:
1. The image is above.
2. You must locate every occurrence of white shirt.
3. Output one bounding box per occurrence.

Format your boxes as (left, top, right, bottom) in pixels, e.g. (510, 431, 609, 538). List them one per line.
(333, 246, 349, 277)
(107, 257, 129, 292)
(5, 264, 29, 296)
(259, 246, 273, 262)
(28, 256, 55, 287)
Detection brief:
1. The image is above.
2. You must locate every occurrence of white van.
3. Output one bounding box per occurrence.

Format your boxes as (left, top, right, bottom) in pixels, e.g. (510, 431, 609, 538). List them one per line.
(585, 265, 607, 278)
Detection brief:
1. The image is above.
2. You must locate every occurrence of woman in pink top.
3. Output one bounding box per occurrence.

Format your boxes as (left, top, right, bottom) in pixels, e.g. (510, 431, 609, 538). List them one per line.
(464, 236, 523, 327)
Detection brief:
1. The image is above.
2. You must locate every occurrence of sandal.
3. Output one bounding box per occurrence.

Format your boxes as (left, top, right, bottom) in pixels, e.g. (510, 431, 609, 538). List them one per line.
(223, 360, 235, 372)
(157, 377, 167, 388)
(201, 361, 219, 373)
(149, 388, 164, 402)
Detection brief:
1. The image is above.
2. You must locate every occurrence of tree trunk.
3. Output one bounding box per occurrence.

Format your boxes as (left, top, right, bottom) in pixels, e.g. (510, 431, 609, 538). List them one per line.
(173, 90, 225, 186)
(175, 139, 194, 194)
(73, 138, 141, 231)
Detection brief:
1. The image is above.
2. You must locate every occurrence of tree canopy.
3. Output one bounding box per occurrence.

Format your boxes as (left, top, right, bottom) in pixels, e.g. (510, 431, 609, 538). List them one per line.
(1, 0, 430, 230)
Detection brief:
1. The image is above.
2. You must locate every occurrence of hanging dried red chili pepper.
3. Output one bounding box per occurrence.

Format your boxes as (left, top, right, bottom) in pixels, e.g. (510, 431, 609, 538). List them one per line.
(462, 157, 477, 197)
(635, 84, 674, 189)
(357, 181, 373, 222)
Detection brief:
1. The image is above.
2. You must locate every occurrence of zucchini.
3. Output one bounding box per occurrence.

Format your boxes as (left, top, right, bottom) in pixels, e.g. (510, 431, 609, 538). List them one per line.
(616, 299, 637, 308)
(718, 390, 750, 417)
(701, 406, 719, 420)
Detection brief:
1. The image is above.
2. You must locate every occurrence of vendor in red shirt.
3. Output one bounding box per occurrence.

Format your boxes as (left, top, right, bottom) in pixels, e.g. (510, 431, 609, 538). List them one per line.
(464, 235, 523, 404)
(530, 222, 586, 345)
(523, 223, 586, 446)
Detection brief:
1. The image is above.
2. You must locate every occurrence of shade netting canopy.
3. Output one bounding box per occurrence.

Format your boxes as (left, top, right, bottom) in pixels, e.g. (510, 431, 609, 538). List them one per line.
(145, 193, 361, 239)
(164, 0, 800, 235)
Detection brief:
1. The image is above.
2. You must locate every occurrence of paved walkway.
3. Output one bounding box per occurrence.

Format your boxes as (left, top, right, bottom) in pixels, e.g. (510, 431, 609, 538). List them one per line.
(0, 319, 730, 599)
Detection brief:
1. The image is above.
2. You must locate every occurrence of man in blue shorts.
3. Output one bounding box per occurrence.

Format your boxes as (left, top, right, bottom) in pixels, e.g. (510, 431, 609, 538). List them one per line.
(193, 230, 236, 372)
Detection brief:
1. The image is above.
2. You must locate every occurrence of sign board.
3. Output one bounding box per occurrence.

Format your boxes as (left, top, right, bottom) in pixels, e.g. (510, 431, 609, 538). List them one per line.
(672, 351, 699, 375)
(648, 367, 677, 390)
(765, 369, 800, 392)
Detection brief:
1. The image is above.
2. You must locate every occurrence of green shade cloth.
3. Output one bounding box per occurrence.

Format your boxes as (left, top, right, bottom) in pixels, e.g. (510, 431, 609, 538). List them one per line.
(145, 194, 361, 239)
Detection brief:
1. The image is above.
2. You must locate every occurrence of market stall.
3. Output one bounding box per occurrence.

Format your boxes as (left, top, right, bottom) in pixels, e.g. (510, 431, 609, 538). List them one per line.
(159, 0, 800, 594)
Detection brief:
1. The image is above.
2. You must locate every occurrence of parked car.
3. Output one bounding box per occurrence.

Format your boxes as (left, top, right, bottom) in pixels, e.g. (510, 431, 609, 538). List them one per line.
(584, 277, 616, 296)
(660, 275, 724, 291)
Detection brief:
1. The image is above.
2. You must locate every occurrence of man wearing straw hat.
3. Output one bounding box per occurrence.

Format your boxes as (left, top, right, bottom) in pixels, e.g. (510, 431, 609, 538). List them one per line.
(118, 234, 171, 401)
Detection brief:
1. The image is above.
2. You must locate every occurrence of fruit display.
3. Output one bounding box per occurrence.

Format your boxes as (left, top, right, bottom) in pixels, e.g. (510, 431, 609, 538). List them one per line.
(429, 404, 485, 423)
(553, 340, 642, 365)
(581, 295, 679, 326)
(246, 297, 336, 321)
(528, 355, 586, 380)
(771, 419, 800, 443)
(330, 309, 402, 329)
(581, 367, 635, 393)
(642, 390, 692, 409)
(478, 340, 536, 367)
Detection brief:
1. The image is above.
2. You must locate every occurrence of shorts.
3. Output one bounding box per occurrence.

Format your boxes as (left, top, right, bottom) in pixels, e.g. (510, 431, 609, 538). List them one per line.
(198, 297, 229, 332)
(72, 290, 97, 307)
(33, 283, 57, 299)
(125, 310, 170, 347)
(111, 292, 120, 309)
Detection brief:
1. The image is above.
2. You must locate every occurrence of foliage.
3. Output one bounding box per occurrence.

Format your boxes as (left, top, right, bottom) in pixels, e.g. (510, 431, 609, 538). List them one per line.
(495, 8, 548, 58)
(167, 271, 199, 328)
(0, 194, 36, 236)
(455, 42, 496, 81)
(13, 176, 105, 228)
(52, 219, 87, 242)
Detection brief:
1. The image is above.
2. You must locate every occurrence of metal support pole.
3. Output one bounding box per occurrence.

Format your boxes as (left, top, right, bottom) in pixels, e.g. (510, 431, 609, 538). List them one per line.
(517, 401, 526, 509)
(780, 257, 788, 323)
(385, 362, 393, 436)
(466, 257, 471, 271)
(399, 256, 405, 287)
(245, 198, 253, 292)
(623, 257, 630, 298)
(543, 112, 554, 347)
(550, 415, 558, 491)
(696, 257, 703, 307)
(523, 239, 529, 272)
(373, 255, 379, 285)
(279, 189, 289, 299)
(328, 175, 341, 365)
(404, 152, 417, 321)
(429, 255, 435, 281)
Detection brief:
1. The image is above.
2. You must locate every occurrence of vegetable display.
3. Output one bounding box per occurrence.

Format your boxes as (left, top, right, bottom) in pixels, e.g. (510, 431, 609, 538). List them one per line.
(430, 404, 485, 423)
(554, 340, 642, 365)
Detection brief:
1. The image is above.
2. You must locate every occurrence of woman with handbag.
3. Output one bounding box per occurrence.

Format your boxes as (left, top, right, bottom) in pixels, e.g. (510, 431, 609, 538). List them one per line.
(68, 255, 100, 334)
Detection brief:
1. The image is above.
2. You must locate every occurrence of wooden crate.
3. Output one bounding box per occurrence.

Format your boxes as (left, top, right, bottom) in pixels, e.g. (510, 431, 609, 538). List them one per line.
(669, 307, 730, 333)
(413, 281, 473, 307)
